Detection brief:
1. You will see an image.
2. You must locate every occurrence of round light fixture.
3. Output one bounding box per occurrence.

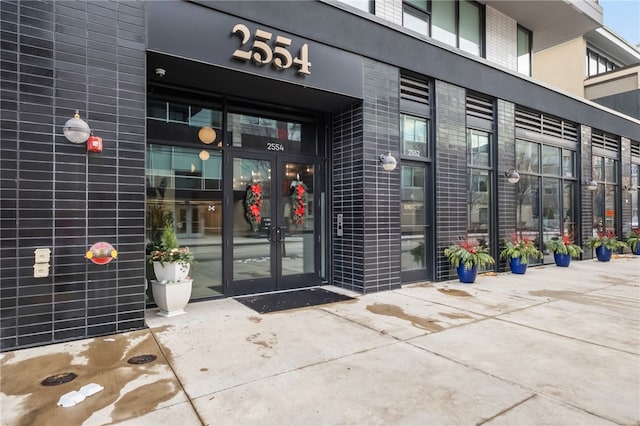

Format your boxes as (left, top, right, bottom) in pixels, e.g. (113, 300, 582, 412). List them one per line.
(379, 152, 397, 171)
(198, 127, 216, 144)
(505, 169, 520, 184)
(63, 111, 91, 144)
(199, 149, 210, 161)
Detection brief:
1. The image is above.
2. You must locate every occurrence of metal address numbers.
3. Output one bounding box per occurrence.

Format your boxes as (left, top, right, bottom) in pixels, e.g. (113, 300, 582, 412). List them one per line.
(231, 24, 311, 75)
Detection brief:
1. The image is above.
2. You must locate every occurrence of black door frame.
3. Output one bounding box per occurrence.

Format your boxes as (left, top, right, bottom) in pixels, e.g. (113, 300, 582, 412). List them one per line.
(223, 148, 323, 296)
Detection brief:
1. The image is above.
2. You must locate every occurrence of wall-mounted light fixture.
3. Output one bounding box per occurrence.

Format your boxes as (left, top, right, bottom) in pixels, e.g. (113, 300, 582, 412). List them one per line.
(623, 183, 637, 193)
(504, 169, 520, 184)
(379, 152, 397, 171)
(63, 110, 91, 144)
(585, 179, 598, 191)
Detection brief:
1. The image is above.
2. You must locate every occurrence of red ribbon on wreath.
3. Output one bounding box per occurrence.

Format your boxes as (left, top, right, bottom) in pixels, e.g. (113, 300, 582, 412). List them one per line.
(291, 181, 308, 225)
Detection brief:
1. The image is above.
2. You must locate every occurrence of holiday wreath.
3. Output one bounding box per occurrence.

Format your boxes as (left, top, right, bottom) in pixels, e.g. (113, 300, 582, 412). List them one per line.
(290, 181, 308, 225)
(244, 183, 262, 229)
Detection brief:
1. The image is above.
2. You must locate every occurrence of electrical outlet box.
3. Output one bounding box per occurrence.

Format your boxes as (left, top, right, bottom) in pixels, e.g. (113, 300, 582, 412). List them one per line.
(34, 248, 51, 263)
(34, 263, 50, 278)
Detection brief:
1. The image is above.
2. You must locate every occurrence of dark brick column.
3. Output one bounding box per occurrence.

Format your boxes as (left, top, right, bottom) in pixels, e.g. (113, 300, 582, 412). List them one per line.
(496, 100, 517, 272)
(621, 137, 632, 238)
(331, 59, 400, 294)
(434, 81, 467, 281)
(580, 125, 594, 259)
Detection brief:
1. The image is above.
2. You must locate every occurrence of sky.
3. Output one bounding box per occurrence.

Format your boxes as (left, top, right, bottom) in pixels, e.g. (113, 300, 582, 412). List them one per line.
(599, 0, 640, 45)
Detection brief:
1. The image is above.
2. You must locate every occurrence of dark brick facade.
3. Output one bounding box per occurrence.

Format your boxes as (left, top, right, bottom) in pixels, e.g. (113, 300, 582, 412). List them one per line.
(0, 0, 147, 351)
(331, 59, 401, 294)
(2, 0, 638, 352)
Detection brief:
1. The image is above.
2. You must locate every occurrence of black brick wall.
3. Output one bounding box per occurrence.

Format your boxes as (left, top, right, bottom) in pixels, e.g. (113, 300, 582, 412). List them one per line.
(434, 81, 467, 281)
(0, 0, 147, 351)
(331, 59, 401, 294)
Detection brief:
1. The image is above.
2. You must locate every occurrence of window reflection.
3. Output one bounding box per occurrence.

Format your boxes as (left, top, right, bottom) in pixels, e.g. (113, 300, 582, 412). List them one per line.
(146, 145, 223, 299)
(401, 165, 427, 271)
(401, 114, 429, 158)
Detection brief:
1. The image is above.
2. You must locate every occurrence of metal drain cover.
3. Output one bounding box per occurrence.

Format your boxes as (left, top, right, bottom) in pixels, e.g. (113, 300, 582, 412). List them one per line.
(127, 354, 157, 365)
(41, 372, 77, 386)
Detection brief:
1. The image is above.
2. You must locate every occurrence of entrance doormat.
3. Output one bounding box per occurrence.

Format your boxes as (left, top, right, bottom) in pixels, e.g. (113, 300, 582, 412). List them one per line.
(234, 287, 356, 314)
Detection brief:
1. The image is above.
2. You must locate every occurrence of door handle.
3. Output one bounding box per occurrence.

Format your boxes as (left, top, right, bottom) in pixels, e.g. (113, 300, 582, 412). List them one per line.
(275, 227, 282, 242)
(267, 226, 277, 242)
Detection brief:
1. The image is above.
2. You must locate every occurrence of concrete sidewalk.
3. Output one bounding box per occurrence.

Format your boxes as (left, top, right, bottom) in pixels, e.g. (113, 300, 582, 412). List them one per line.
(2, 257, 639, 426)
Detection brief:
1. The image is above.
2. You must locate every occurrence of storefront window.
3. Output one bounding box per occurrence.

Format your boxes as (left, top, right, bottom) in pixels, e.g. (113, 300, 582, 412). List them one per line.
(467, 129, 492, 251)
(468, 129, 490, 167)
(592, 155, 619, 235)
(516, 140, 539, 173)
(516, 139, 577, 263)
(146, 144, 223, 299)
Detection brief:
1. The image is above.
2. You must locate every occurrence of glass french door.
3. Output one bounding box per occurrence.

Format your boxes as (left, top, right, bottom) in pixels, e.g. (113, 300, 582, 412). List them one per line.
(224, 152, 321, 296)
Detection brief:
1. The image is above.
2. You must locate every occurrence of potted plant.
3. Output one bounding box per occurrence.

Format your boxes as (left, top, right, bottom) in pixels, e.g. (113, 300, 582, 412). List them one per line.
(148, 220, 195, 317)
(626, 228, 640, 255)
(444, 239, 495, 284)
(585, 230, 626, 262)
(545, 235, 583, 267)
(499, 235, 542, 274)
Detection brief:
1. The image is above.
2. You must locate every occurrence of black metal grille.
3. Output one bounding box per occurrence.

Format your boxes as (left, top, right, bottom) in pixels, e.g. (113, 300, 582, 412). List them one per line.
(466, 94, 493, 121)
(592, 130, 619, 152)
(400, 75, 429, 105)
(515, 107, 578, 142)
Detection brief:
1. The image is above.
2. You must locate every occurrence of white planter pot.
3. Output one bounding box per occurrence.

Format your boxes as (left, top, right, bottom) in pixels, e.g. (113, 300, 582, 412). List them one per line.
(153, 262, 190, 283)
(151, 279, 192, 317)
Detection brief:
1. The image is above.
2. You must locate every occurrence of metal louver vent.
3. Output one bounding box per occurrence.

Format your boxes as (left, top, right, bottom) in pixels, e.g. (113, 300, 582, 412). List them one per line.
(466, 95, 493, 121)
(400, 76, 429, 105)
(631, 143, 640, 157)
(515, 108, 541, 132)
(515, 107, 578, 142)
(592, 131, 619, 152)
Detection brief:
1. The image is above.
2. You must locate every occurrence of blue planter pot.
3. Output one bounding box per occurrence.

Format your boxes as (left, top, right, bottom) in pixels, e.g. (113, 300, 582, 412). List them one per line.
(509, 257, 528, 274)
(633, 244, 640, 256)
(553, 252, 571, 267)
(595, 245, 612, 262)
(456, 263, 477, 284)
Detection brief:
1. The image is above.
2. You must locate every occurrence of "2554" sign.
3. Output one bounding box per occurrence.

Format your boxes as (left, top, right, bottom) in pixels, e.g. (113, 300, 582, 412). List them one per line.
(231, 24, 311, 75)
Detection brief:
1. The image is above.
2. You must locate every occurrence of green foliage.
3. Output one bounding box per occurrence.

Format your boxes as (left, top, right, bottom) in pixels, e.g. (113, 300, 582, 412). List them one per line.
(444, 239, 495, 269)
(585, 230, 626, 251)
(499, 236, 543, 264)
(161, 222, 179, 250)
(545, 235, 583, 259)
(626, 229, 640, 251)
(147, 211, 195, 266)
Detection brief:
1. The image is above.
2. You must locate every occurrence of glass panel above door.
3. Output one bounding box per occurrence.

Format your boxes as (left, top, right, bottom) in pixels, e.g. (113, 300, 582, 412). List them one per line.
(227, 112, 316, 154)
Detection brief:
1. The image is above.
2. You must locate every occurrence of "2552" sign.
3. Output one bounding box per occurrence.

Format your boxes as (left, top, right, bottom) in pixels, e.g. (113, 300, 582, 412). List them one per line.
(231, 24, 311, 75)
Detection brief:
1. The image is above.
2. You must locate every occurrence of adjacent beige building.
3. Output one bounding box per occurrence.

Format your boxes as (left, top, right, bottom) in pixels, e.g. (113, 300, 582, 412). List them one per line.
(533, 26, 640, 119)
